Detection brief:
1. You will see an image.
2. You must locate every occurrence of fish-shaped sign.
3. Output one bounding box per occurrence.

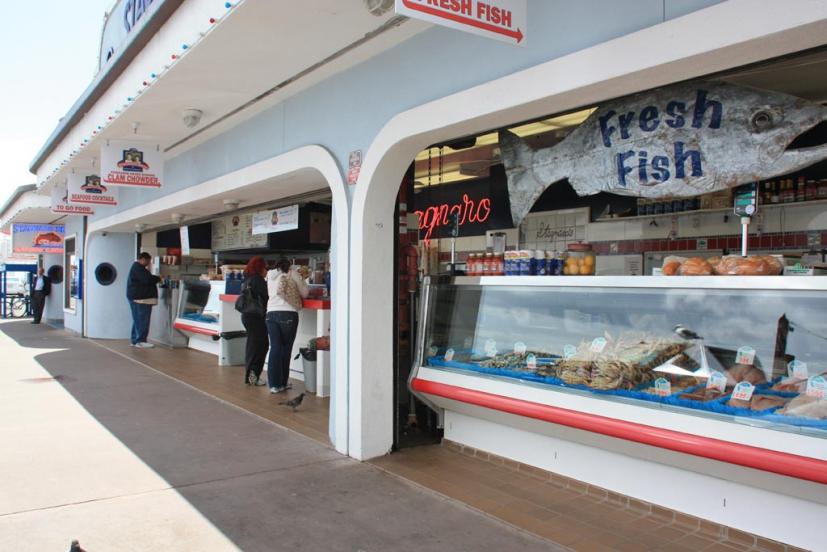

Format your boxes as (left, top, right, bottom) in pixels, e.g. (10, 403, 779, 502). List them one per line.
(500, 80, 827, 225)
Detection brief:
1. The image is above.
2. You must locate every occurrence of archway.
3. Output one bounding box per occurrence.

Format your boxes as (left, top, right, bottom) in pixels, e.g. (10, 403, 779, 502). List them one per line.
(347, 3, 827, 459)
(86, 145, 350, 454)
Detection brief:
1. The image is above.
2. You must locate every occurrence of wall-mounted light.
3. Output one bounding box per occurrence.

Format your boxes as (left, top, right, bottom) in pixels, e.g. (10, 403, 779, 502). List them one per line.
(222, 199, 240, 211)
(135, 223, 147, 232)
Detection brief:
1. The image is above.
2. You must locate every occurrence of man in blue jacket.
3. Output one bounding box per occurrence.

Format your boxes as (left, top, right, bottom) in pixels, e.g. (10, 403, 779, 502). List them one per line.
(126, 252, 160, 348)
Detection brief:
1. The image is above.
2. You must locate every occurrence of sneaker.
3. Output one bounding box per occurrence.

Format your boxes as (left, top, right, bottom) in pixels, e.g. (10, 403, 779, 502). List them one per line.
(246, 372, 256, 386)
(270, 387, 280, 394)
(254, 378, 267, 387)
(136, 342, 155, 348)
(283, 383, 293, 391)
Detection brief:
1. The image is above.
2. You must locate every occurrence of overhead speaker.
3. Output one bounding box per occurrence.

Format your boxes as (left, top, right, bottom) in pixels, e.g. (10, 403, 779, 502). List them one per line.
(364, 0, 394, 17)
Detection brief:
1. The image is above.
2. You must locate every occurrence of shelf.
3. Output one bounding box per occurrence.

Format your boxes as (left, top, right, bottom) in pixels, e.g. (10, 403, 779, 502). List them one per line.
(594, 198, 827, 223)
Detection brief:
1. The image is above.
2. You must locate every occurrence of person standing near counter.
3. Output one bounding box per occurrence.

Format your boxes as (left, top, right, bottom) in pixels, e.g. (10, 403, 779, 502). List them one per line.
(240, 256, 269, 386)
(127, 252, 161, 348)
(265, 258, 308, 393)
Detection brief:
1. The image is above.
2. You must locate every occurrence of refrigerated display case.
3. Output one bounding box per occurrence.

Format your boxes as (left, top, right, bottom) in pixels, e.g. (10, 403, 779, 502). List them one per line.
(410, 275, 827, 483)
(173, 279, 245, 365)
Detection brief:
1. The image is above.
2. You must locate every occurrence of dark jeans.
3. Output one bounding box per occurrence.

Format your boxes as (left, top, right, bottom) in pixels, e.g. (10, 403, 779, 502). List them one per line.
(266, 311, 298, 389)
(129, 300, 152, 345)
(241, 313, 268, 382)
(31, 291, 46, 323)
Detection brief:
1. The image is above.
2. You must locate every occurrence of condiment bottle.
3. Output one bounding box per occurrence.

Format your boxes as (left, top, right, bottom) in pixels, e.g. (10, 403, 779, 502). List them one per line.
(806, 179, 817, 201)
(796, 176, 806, 202)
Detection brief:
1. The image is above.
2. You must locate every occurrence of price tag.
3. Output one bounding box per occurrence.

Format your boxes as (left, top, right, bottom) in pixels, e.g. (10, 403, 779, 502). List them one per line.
(590, 337, 607, 353)
(653, 378, 671, 397)
(526, 354, 537, 370)
(563, 344, 577, 359)
(444, 348, 455, 362)
(732, 381, 755, 402)
(787, 360, 809, 380)
(513, 342, 527, 355)
(484, 339, 497, 358)
(806, 375, 826, 399)
(735, 346, 756, 366)
(706, 371, 727, 392)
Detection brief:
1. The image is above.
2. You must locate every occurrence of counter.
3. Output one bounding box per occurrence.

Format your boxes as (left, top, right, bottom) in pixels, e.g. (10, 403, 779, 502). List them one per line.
(410, 275, 827, 545)
(219, 295, 331, 396)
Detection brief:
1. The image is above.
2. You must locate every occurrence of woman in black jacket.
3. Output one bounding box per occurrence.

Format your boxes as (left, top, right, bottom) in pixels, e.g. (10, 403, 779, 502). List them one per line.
(241, 256, 269, 385)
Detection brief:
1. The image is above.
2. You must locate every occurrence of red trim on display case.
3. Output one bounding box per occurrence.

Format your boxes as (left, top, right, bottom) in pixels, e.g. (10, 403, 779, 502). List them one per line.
(173, 321, 219, 337)
(411, 378, 827, 485)
(302, 298, 331, 310)
(219, 294, 238, 303)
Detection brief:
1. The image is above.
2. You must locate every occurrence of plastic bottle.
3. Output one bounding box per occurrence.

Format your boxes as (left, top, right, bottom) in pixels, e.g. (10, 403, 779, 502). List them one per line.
(495, 253, 504, 276)
(796, 176, 806, 202)
(466, 253, 476, 276)
(535, 250, 547, 276)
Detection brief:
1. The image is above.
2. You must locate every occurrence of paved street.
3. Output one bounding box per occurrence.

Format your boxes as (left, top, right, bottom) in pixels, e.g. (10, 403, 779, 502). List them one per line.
(0, 320, 563, 551)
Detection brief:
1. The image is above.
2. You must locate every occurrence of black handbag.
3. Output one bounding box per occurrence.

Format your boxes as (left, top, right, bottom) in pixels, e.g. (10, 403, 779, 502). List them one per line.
(234, 281, 264, 316)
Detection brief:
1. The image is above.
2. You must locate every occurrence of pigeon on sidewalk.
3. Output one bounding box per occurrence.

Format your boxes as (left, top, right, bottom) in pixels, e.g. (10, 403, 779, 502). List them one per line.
(279, 393, 305, 411)
(69, 540, 85, 552)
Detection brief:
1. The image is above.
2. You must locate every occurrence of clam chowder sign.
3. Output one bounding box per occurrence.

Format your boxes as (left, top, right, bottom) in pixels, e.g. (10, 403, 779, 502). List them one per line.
(101, 140, 163, 188)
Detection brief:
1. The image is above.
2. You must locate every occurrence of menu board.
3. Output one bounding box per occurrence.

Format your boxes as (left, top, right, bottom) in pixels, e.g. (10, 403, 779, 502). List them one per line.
(211, 213, 268, 251)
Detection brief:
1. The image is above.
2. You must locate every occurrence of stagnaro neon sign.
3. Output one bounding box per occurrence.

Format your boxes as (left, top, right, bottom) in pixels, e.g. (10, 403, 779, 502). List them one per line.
(414, 193, 491, 243)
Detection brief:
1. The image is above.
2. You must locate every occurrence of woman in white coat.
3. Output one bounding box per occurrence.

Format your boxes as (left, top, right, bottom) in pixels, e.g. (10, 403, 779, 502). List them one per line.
(265, 258, 309, 393)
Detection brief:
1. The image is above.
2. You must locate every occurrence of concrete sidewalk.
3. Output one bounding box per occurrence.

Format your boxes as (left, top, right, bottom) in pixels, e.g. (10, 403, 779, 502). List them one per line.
(0, 320, 563, 551)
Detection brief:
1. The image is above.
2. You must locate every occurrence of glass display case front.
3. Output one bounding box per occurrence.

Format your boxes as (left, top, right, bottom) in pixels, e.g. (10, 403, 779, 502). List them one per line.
(418, 276, 827, 437)
(178, 280, 222, 324)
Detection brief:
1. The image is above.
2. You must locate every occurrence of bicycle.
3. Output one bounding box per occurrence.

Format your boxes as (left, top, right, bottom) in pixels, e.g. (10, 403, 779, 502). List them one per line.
(1, 294, 30, 318)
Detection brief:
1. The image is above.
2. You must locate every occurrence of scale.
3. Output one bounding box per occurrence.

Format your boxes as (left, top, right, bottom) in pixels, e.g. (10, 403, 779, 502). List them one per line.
(733, 182, 758, 256)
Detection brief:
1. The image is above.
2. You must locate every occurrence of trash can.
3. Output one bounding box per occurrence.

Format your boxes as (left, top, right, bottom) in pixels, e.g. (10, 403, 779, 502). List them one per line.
(296, 347, 317, 393)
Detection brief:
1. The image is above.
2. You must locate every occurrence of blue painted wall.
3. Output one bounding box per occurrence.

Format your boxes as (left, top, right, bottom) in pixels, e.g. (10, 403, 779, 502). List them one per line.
(95, 0, 722, 218)
(86, 232, 135, 339)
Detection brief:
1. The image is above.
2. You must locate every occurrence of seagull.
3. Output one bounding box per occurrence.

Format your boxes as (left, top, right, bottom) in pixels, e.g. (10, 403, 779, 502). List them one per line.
(279, 393, 305, 411)
(674, 324, 703, 340)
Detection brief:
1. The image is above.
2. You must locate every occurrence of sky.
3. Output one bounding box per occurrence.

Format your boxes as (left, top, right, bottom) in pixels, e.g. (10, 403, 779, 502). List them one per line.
(0, 1, 113, 195)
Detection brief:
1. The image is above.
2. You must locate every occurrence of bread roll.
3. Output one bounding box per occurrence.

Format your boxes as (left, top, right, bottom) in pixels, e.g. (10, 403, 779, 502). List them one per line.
(679, 257, 713, 276)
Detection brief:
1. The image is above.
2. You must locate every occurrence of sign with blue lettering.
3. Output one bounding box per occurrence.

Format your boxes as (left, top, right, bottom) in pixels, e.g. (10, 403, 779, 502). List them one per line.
(500, 80, 827, 226)
(98, 0, 165, 71)
(12, 223, 65, 254)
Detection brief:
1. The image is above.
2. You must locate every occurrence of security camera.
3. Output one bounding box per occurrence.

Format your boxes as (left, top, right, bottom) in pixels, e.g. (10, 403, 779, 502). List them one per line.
(363, 0, 394, 16)
(135, 223, 147, 232)
(182, 108, 203, 128)
(101, 231, 108, 237)
(171, 213, 185, 225)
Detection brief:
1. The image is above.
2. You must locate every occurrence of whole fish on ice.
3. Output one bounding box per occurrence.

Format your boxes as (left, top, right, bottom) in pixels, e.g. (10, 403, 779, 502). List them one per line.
(500, 80, 827, 226)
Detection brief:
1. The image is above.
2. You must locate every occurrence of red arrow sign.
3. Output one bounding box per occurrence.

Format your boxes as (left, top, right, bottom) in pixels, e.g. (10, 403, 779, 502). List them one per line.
(401, 0, 524, 44)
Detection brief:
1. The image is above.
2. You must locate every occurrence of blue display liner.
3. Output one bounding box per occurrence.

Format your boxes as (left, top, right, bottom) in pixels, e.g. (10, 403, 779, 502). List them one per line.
(427, 357, 827, 429)
(182, 312, 219, 323)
